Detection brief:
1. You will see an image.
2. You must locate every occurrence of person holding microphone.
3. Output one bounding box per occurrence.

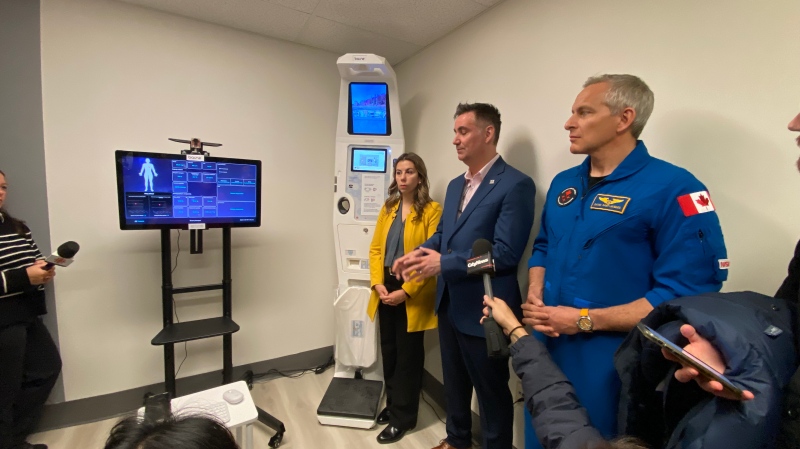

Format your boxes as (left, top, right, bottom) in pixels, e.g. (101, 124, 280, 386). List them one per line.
(0, 170, 62, 449)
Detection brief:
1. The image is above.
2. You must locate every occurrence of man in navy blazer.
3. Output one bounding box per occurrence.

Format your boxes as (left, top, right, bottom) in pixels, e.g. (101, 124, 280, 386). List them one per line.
(394, 103, 536, 449)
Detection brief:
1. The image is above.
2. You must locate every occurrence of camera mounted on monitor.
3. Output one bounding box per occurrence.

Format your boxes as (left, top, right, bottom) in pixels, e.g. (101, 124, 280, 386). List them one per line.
(169, 137, 222, 157)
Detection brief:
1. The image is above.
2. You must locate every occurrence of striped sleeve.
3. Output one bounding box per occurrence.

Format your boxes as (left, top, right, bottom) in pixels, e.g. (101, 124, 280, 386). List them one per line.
(0, 229, 40, 297)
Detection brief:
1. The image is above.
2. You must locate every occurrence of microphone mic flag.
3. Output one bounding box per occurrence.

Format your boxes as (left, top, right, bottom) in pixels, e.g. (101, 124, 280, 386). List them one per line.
(44, 241, 80, 269)
(469, 238, 509, 359)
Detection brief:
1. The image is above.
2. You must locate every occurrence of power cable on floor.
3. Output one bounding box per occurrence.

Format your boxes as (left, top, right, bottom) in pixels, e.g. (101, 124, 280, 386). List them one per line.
(421, 391, 446, 425)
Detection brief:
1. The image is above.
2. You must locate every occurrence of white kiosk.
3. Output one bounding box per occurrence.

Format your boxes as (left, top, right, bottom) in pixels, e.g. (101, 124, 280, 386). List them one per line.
(316, 54, 404, 429)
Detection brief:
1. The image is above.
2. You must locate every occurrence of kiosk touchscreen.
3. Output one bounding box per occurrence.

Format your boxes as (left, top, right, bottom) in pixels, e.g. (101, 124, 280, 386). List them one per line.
(348, 83, 391, 136)
(318, 54, 404, 429)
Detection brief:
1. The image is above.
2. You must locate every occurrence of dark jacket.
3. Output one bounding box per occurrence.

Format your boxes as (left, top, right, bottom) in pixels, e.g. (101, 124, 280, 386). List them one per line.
(616, 291, 797, 449)
(775, 240, 800, 448)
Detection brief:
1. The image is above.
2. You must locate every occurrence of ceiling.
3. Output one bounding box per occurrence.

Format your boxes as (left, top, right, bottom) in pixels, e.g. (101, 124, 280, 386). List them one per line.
(118, 0, 505, 65)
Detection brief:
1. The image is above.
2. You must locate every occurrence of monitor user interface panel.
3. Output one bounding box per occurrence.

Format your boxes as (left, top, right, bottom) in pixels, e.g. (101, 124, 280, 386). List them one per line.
(115, 151, 261, 230)
(348, 82, 391, 136)
(351, 148, 387, 173)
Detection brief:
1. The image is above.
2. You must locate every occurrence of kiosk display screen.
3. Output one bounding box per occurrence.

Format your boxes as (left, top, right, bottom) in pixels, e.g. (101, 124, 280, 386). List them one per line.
(115, 150, 261, 230)
(351, 148, 387, 173)
(348, 82, 391, 136)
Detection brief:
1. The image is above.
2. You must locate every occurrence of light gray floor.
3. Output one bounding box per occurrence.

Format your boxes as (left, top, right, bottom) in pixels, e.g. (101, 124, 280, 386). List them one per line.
(29, 368, 460, 449)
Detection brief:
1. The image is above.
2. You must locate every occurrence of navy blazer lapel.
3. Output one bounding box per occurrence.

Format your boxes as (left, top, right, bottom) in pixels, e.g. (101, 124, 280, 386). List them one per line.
(442, 176, 463, 231)
(451, 156, 507, 235)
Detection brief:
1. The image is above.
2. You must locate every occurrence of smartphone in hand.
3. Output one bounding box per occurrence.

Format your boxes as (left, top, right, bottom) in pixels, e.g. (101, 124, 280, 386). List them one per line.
(637, 322, 744, 398)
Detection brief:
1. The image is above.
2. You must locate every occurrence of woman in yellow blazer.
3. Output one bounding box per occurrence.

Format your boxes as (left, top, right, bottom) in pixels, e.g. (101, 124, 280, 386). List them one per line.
(368, 153, 442, 444)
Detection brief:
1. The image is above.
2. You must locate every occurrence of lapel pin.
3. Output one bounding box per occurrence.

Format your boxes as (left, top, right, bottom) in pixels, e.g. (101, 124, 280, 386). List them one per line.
(489, 179, 495, 184)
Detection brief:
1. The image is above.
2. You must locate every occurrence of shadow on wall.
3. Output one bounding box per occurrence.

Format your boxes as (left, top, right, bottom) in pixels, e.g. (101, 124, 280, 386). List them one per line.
(657, 110, 794, 292)
(400, 93, 452, 201)
(503, 128, 546, 294)
(401, 92, 429, 153)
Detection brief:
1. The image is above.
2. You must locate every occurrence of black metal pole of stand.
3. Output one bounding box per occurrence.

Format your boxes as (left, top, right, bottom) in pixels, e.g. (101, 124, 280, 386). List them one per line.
(190, 229, 203, 254)
(222, 228, 232, 384)
(161, 229, 176, 397)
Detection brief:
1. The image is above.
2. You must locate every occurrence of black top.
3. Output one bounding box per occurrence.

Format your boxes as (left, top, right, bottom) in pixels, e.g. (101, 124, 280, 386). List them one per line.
(0, 213, 46, 327)
(776, 240, 800, 304)
(776, 240, 800, 449)
(775, 239, 800, 353)
(587, 175, 607, 190)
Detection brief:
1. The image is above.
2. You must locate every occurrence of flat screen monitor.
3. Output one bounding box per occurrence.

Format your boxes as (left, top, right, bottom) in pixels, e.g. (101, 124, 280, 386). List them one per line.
(348, 82, 391, 136)
(351, 148, 388, 173)
(115, 150, 261, 230)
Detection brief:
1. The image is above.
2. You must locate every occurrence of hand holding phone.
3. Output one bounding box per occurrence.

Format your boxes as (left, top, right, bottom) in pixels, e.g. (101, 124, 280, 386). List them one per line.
(637, 323, 754, 401)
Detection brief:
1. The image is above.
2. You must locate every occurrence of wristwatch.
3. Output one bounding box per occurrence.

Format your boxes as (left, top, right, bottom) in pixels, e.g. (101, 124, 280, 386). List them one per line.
(577, 308, 594, 332)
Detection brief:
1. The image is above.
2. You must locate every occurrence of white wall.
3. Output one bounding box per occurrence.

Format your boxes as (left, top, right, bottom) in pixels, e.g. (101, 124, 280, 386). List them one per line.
(40, 0, 341, 401)
(396, 0, 800, 444)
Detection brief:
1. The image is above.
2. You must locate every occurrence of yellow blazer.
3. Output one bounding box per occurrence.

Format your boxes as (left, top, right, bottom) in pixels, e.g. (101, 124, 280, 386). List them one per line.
(368, 200, 442, 332)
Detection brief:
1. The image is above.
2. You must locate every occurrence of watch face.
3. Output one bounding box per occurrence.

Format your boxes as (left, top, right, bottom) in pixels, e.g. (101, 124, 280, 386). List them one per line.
(577, 317, 593, 332)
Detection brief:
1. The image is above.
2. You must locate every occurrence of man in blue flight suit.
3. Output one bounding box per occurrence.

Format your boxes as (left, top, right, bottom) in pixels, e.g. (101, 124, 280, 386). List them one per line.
(522, 74, 729, 445)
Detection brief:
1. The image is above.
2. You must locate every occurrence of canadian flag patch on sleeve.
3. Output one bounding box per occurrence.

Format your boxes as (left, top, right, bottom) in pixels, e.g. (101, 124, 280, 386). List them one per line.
(677, 191, 715, 216)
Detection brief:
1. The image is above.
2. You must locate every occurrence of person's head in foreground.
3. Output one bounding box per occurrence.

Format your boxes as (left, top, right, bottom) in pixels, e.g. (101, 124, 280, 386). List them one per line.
(103, 415, 238, 449)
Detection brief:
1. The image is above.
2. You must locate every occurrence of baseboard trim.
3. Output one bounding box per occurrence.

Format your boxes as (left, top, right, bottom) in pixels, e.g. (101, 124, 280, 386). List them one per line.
(37, 346, 334, 432)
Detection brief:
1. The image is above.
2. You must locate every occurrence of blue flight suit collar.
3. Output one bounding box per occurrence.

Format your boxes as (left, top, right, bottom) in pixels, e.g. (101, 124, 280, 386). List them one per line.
(578, 140, 651, 182)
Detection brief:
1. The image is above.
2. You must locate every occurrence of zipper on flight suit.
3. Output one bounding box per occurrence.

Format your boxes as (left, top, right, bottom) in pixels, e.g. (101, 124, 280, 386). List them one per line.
(698, 229, 706, 255)
(580, 175, 609, 202)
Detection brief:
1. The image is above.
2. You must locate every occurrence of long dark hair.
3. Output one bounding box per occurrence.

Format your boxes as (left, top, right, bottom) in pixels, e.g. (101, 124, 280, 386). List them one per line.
(103, 415, 239, 449)
(0, 170, 27, 236)
(383, 153, 433, 222)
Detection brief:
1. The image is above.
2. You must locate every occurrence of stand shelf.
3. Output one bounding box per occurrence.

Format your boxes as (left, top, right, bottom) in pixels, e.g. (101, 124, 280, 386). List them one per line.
(152, 317, 240, 345)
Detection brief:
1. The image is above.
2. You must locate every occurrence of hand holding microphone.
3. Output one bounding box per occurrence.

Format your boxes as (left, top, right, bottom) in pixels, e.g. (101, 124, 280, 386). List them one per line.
(43, 241, 80, 269)
(27, 260, 55, 285)
(467, 239, 509, 359)
(481, 295, 522, 334)
(29, 241, 79, 285)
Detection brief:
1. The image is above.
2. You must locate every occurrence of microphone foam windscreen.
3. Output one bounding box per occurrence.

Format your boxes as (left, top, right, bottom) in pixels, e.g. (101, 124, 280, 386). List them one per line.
(472, 238, 492, 256)
(57, 241, 80, 258)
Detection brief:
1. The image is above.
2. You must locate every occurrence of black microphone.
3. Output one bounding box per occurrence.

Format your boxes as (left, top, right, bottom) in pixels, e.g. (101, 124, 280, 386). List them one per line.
(43, 241, 80, 269)
(468, 239, 509, 359)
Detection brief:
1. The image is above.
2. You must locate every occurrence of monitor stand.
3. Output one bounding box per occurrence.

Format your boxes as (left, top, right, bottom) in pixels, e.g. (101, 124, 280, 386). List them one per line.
(151, 227, 286, 447)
